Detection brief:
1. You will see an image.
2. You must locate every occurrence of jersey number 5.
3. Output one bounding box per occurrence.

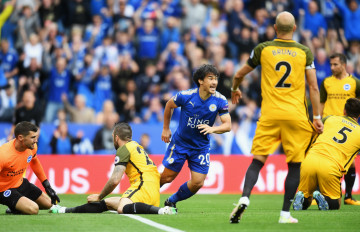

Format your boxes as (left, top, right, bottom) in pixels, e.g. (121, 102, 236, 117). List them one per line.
(333, 126, 352, 144)
(275, 61, 292, 88)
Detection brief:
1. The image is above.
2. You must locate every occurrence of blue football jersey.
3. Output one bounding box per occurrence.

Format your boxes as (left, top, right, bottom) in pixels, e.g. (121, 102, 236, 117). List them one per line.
(172, 88, 229, 150)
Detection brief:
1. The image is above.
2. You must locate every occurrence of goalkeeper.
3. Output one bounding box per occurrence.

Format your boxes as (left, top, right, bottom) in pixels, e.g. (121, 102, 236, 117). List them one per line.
(0, 121, 60, 214)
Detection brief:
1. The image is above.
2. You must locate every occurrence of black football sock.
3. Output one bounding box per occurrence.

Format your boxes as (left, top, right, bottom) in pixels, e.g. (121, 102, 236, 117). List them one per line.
(122, 203, 160, 214)
(324, 196, 340, 210)
(282, 162, 301, 211)
(344, 167, 356, 199)
(65, 200, 108, 213)
(302, 197, 312, 210)
(242, 159, 265, 197)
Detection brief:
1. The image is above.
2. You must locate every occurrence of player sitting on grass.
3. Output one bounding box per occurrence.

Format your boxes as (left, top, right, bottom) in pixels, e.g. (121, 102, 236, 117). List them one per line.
(49, 122, 177, 215)
(293, 98, 360, 211)
(0, 121, 60, 214)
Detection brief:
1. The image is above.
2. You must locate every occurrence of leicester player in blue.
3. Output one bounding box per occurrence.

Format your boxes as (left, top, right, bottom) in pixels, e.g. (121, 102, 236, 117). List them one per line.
(160, 64, 231, 208)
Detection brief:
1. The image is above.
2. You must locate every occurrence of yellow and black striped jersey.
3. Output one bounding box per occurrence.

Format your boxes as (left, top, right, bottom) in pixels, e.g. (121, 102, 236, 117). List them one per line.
(114, 141, 160, 184)
(310, 115, 360, 173)
(248, 39, 314, 121)
(320, 75, 360, 117)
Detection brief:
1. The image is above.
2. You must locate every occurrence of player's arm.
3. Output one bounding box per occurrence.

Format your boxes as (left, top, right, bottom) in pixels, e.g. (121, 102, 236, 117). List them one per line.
(30, 155, 60, 204)
(198, 113, 231, 135)
(305, 68, 323, 133)
(231, 64, 254, 104)
(96, 165, 125, 201)
(161, 97, 178, 143)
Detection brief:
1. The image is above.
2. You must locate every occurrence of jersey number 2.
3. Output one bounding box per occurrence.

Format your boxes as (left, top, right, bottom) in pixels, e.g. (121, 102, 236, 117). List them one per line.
(275, 61, 292, 88)
(333, 126, 352, 144)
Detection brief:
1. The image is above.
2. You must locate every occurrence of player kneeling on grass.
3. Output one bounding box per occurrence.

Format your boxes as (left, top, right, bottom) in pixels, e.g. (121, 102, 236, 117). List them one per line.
(50, 122, 177, 215)
(0, 121, 60, 215)
(293, 98, 360, 211)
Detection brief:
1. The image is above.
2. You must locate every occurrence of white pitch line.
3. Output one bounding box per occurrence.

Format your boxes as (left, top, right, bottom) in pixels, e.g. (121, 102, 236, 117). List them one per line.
(110, 211, 184, 232)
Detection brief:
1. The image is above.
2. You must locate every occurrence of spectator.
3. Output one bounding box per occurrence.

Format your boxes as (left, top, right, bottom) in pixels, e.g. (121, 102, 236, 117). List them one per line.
(95, 99, 120, 124)
(11, 4, 41, 50)
(139, 133, 151, 154)
(18, 57, 44, 100)
(117, 79, 141, 122)
(113, 0, 135, 36)
(23, 33, 43, 68)
(93, 113, 118, 153)
(115, 30, 136, 58)
(332, 0, 360, 42)
(314, 48, 331, 87)
(0, 78, 16, 122)
(63, 0, 92, 31)
(158, 41, 188, 75)
(301, 0, 327, 39)
(93, 65, 113, 113)
(181, 0, 206, 32)
(84, 14, 111, 48)
(160, 16, 181, 52)
(142, 95, 164, 124)
(135, 62, 161, 95)
(93, 36, 119, 72)
(0, 39, 19, 81)
(44, 57, 71, 123)
(62, 93, 96, 123)
(50, 120, 83, 154)
(7, 90, 42, 140)
(135, 18, 160, 68)
(0, 0, 16, 39)
(38, 0, 62, 28)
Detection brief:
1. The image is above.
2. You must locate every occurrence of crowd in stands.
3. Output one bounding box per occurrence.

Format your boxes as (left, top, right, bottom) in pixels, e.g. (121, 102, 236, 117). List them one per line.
(0, 0, 359, 154)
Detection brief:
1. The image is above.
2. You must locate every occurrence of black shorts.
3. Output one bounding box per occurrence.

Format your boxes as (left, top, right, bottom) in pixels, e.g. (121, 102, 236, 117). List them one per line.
(0, 178, 42, 210)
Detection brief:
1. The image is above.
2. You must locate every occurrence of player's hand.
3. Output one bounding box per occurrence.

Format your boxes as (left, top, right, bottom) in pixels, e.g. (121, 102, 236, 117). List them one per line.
(313, 118, 324, 134)
(161, 128, 172, 143)
(198, 124, 215, 135)
(231, 89, 242, 104)
(87, 194, 101, 203)
(42, 180, 60, 205)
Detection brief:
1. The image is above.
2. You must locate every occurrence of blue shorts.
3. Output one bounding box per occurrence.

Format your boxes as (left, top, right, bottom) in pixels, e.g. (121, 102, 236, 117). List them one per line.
(162, 141, 210, 174)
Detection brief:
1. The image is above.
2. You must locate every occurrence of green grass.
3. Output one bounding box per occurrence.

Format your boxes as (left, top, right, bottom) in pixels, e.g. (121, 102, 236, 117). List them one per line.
(1, 194, 360, 232)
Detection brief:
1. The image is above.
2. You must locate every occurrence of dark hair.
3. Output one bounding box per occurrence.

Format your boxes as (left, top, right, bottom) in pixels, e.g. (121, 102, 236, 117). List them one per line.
(345, 98, 360, 118)
(330, 53, 347, 65)
(113, 122, 132, 141)
(14, 121, 38, 138)
(193, 64, 219, 87)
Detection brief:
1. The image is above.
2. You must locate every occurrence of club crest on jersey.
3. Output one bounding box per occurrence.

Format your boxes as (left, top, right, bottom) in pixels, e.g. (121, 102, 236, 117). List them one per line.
(114, 156, 120, 164)
(209, 104, 217, 112)
(343, 84, 351, 91)
(27, 155, 32, 163)
(168, 158, 174, 164)
(3, 190, 11, 197)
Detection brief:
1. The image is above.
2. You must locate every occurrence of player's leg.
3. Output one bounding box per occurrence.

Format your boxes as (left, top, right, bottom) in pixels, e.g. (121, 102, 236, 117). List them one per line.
(119, 198, 175, 214)
(293, 153, 318, 211)
(35, 192, 52, 209)
(166, 148, 210, 208)
(230, 120, 279, 223)
(160, 142, 185, 187)
(0, 187, 40, 215)
(279, 120, 314, 223)
(160, 168, 179, 187)
(120, 180, 177, 215)
(317, 159, 342, 210)
(344, 161, 360, 205)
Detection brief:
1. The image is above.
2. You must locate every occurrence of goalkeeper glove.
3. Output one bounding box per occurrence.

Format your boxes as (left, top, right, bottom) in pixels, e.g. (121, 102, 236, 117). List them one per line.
(42, 179, 60, 205)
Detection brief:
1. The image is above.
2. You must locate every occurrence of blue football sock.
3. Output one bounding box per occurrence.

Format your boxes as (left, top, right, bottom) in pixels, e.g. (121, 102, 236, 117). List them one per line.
(168, 182, 194, 203)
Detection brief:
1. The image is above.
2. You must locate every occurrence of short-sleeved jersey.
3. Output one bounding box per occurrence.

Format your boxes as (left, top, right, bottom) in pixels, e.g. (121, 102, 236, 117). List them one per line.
(172, 88, 229, 150)
(320, 75, 360, 117)
(309, 116, 360, 173)
(114, 141, 159, 184)
(0, 140, 38, 191)
(248, 39, 315, 121)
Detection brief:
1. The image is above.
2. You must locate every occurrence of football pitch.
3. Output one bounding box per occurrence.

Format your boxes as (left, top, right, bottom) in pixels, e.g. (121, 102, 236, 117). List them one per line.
(1, 194, 360, 232)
